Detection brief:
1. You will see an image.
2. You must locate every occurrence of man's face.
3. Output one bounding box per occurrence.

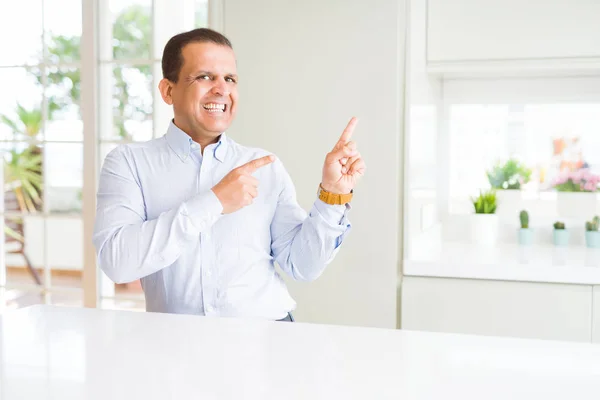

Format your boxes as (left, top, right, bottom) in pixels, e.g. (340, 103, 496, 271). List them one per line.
(166, 42, 238, 139)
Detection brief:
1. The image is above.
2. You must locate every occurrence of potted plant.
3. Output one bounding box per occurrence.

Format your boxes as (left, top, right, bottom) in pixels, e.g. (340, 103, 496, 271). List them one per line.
(470, 189, 498, 246)
(487, 158, 532, 190)
(553, 221, 569, 246)
(585, 216, 600, 248)
(553, 168, 600, 218)
(487, 159, 532, 216)
(518, 210, 533, 245)
(1, 104, 44, 213)
(0, 105, 44, 286)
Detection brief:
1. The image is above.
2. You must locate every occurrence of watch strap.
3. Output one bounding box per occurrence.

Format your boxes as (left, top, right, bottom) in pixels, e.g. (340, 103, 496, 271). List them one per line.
(318, 184, 353, 205)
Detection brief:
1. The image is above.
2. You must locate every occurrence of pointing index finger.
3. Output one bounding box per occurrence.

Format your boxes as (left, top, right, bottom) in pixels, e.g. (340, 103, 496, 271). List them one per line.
(240, 155, 275, 173)
(337, 117, 358, 147)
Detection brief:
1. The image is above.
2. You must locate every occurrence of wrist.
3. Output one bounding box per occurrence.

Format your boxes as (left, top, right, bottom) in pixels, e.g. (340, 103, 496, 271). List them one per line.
(318, 184, 353, 205)
(320, 182, 351, 195)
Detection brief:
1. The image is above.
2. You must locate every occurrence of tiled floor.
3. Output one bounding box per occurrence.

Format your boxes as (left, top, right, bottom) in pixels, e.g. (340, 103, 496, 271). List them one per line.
(1, 268, 145, 312)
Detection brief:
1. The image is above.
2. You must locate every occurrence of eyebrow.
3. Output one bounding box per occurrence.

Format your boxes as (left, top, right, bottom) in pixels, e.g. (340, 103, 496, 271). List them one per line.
(192, 70, 238, 79)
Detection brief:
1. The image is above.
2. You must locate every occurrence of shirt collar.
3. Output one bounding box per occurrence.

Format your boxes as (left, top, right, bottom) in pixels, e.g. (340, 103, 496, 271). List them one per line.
(165, 120, 228, 163)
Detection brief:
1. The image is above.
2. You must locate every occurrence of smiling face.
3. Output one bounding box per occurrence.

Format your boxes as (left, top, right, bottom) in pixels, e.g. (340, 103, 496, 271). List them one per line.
(159, 41, 238, 145)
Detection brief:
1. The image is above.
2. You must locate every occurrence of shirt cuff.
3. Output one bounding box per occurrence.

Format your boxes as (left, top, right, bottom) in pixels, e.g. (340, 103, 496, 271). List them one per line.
(180, 190, 224, 232)
(313, 198, 350, 226)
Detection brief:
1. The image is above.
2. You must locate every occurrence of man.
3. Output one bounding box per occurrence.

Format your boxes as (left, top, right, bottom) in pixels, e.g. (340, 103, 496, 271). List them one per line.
(93, 28, 365, 321)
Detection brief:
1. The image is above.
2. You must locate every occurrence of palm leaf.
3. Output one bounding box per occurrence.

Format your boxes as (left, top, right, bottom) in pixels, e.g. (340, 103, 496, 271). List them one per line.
(13, 104, 42, 138)
(0, 115, 21, 134)
(21, 179, 42, 204)
(3, 145, 43, 213)
(4, 224, 24, 242)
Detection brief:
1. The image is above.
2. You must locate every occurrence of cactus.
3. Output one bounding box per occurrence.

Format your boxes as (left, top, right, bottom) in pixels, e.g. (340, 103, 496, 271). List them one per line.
(519, 210, 529, 229)
(553, 221, 565, 230)
(585, 216, 600, 231)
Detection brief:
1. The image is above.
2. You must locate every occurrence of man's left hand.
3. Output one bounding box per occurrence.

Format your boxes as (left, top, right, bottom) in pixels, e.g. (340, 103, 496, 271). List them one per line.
(321, 117, 366, 194)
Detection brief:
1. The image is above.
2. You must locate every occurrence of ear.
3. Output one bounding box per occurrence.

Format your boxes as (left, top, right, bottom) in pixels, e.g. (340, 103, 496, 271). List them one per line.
(158, 78, 174, 105)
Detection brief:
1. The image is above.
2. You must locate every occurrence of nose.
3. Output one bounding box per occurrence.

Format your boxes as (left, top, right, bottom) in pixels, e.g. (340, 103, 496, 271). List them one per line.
(210, 78, 230, 96)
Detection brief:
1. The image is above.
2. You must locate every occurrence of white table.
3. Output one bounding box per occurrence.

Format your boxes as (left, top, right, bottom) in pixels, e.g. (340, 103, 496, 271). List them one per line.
(1, 305, 600, 399)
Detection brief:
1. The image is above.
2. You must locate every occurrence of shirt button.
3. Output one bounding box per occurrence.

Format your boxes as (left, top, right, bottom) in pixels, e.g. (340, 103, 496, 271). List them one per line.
(206, 305, 214, 313)
(206, 269, 212, 277)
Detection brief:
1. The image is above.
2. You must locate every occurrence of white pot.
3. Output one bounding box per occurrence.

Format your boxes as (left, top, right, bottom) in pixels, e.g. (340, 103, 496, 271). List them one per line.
(470, 214, 499, 246)
(495, 190, 523, 219)
(556, 192, 598, 218)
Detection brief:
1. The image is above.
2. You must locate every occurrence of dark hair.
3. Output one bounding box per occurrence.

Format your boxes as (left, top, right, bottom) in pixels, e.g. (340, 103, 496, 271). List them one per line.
(161, 28, 233, 83)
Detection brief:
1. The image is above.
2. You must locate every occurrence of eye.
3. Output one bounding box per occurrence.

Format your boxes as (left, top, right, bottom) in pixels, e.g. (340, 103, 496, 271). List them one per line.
(225, 76, 237, 83)
(197, 75, 211, 81)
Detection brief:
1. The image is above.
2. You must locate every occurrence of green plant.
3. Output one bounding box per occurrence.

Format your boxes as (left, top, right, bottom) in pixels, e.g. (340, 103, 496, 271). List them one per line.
(487, 159, 532, 190)
(519, 210, 529, 229)
(0, 103, 44, 245)
(471, 190, 497, 214)
(0, 104, 42, 140)
(585, 216, 600, 232)
(554, 221, 566, 230)
(4, 223, 24, 242)
(4, 147, 43, 213)
(0, 101, 44, 214)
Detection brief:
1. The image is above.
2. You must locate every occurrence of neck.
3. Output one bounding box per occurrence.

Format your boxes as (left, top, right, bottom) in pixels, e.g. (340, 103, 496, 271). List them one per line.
(172, 119, 221, 153)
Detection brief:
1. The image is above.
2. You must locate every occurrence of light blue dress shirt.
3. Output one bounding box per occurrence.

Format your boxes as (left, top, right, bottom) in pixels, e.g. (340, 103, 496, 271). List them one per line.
(93, 122, 351, 320)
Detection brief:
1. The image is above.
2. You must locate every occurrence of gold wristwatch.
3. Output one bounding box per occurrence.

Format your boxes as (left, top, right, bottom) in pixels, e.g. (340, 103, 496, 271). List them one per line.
(317, 184, 353, 205)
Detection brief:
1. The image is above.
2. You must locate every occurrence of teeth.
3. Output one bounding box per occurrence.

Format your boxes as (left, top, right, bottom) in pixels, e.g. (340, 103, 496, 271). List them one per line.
(203, 103, 225, 111)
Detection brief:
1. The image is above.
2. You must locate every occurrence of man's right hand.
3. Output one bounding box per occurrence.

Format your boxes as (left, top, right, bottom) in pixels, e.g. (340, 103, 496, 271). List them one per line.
(211, 155, 275, 214)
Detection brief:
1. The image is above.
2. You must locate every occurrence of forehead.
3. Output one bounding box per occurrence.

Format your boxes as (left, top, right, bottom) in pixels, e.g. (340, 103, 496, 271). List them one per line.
(180, 42, 237, 74)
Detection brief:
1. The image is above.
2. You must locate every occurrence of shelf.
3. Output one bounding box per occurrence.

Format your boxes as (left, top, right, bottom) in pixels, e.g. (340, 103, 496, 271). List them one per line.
(404, 241, 600, 285)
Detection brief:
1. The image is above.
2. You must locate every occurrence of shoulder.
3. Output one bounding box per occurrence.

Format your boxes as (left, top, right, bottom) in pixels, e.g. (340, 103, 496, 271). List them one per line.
(101, 137, 167, 177)
(104, 137, 166, 163)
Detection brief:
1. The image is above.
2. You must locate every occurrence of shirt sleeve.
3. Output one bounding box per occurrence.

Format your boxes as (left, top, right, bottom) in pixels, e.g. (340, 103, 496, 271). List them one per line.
(92, 146, 223, 284)
(269, 160, 352, 281)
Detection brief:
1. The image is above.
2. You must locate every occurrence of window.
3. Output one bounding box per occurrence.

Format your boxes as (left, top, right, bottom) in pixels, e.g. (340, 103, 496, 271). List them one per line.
(449, 103, 600, 203)
(0, 0, 84, 308)
(0, 0, 211, 312)
(404, 76, 600, 260)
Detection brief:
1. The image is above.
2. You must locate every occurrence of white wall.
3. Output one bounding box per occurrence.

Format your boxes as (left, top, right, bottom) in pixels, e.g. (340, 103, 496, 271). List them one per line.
(222, 0, 406, 328)
(404, 0, 443, 260)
